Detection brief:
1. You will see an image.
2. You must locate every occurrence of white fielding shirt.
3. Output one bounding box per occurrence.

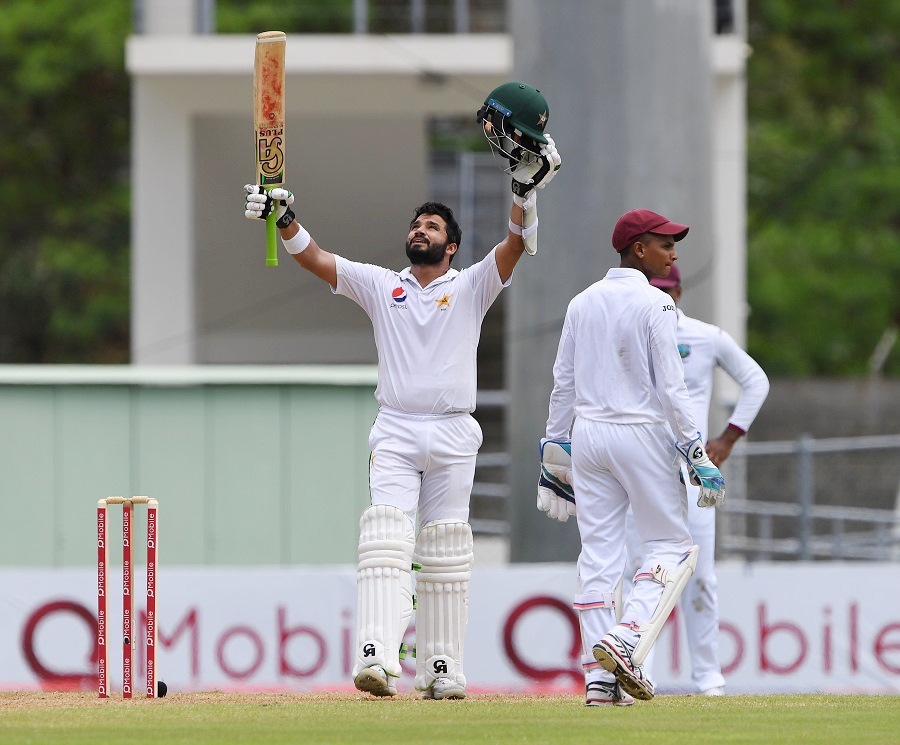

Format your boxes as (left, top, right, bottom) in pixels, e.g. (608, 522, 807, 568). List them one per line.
(676, 309, 769, 438)
(333, 247, 509, 415)
(546, 268, 700, 447)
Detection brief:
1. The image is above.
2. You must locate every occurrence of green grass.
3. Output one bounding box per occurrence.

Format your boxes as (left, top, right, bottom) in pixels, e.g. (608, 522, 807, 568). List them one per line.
(1, 692, 899, 745)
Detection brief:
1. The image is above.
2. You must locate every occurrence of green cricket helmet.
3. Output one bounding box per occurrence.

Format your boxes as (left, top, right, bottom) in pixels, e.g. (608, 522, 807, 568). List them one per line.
(477, 82, 549, 163)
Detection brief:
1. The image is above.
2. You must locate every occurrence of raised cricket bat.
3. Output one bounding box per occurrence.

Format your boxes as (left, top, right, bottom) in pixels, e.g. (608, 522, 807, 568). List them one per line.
(254, 31, 286, 267)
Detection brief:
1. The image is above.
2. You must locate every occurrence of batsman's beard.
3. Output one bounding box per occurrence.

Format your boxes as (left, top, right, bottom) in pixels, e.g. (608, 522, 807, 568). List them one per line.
(406, 237, 449, 266)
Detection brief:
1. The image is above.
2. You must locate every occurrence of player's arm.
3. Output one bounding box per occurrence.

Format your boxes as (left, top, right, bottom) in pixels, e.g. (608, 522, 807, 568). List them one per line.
(648, 302, 697, 444)
(649, 303, 726, 507)
(706, 330, 771, 465)
(494, 136, 561, 281)
(244, 185, 337, 287)
(494, 201, 528, 282)
(538, 308, 578, 522)
(546, 307, 577, 440)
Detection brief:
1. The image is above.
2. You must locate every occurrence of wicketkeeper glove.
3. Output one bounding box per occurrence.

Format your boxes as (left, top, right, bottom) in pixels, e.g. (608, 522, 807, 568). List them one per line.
(537, 438, 576, 523)
(243, 184, 296, 229)
(511, 136, 561, 203)
(676, 434, 727, 508)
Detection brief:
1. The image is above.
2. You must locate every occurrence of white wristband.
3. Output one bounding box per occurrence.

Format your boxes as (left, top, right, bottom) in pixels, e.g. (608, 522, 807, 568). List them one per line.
(509, 218, 538, 237)
(282, 224, 311, 255)
(512, 191, 537, 210)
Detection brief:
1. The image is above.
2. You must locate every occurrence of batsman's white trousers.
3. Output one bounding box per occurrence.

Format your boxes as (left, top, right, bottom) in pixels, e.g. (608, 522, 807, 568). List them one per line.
(368, 409, 483, 527)
(572, 417, 692, 654)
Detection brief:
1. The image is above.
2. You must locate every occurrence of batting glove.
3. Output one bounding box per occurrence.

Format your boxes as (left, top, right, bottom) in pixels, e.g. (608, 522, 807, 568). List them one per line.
(676, 434, 726, 509)
(511, 136, 561, 200)
(537, 438, 576, 522)
(243, 185, 296, 228)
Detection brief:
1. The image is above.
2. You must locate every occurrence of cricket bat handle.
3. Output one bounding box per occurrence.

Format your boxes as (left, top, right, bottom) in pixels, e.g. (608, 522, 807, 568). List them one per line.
(265, 186, 278, 266)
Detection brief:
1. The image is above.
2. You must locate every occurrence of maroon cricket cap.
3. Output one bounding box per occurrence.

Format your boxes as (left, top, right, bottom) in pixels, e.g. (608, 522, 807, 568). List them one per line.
(611, 209, 690, 253)
(650, 263, 681, 289)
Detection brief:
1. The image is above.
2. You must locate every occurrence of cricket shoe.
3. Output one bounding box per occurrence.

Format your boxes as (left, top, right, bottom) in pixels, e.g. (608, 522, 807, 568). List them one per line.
(421, 678, 466, 700)
(593, 633, 654, 701)
(353, 665, 397, 697)
(701, 686, 725, 697)
(585, 680, 634, 707)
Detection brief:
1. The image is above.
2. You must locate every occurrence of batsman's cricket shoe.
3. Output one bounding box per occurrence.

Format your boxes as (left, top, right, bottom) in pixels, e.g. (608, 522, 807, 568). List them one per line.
(422, 677, 466, 700)
(593, 633, 654, 701)
(353, 665, 397, 697)
(585, 680, 634, 707)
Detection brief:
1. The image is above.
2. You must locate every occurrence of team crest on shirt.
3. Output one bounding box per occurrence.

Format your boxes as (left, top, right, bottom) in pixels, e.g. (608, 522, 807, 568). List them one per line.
(678, 343, 691, 359)
(435, 293, 452, 310)
(390, 286, 408, 308)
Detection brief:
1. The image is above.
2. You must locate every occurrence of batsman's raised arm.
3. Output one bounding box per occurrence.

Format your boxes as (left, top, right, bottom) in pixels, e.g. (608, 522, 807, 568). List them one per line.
(244, 185, 337, 287)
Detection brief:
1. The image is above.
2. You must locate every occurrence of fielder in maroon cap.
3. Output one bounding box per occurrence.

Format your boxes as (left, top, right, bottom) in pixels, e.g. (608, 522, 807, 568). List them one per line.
(539, 204, 726, 704)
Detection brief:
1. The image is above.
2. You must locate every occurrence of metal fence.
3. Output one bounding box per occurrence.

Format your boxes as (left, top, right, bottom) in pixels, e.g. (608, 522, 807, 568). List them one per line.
(469, 424, 900, 563)
(184, 0, 740, 36)
(180, 0, 508, 35)
(720, 433, 900, 562)
(470, 391, 511, 536)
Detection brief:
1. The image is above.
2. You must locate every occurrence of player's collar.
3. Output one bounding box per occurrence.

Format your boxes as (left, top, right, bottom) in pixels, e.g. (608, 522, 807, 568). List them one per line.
(606, 267, 648, 281)
(400, 266, 459, 287)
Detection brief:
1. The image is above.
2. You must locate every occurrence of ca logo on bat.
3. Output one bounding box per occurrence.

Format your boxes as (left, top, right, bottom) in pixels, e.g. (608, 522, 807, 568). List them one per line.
(257, 128, 285, 184)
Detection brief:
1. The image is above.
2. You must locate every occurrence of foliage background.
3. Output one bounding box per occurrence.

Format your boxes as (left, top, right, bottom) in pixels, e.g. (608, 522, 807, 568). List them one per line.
(0, 0, 896, 374)
(746, 0, 900, 376)
(0, 1, 131, 362)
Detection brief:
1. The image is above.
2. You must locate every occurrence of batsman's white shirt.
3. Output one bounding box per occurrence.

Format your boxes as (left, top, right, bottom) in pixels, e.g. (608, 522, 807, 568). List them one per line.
(333, 248, 508, 415)
(333, 247, 508, 525)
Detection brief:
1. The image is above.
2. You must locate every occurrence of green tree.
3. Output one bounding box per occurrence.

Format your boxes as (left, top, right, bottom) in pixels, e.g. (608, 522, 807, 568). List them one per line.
(216, 0, 353, 34)
(0, 0, 132, 362)
(746, 0, 900, 376)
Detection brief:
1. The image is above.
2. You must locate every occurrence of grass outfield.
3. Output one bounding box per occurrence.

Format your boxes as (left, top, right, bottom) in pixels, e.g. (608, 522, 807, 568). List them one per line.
(1, 692, 899, 745)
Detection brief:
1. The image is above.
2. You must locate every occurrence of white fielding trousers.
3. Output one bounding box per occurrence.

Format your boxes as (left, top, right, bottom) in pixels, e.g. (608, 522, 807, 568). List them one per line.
(625, 477, 725, 692)
(571, 417, 692, 681)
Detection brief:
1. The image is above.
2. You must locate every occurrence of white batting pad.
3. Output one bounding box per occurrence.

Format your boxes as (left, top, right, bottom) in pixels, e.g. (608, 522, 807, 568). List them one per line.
(413, 520, 474, 691)
(631, 545, 699, 666)
(353, 505, 416, 679)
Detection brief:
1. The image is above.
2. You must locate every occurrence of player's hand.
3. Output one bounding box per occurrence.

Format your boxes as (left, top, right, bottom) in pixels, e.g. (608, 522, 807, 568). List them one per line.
(705, 426, 742, 465)
(705, 436, 736, 466)
(511, 136, 561, 199)
(244, 185, 295, 227)
(537, 438, 576, 522)
(676, 435, 726, 508)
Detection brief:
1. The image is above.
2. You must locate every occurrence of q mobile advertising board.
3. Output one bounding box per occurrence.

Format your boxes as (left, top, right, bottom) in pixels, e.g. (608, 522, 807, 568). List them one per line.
(1, 563, 899, 694)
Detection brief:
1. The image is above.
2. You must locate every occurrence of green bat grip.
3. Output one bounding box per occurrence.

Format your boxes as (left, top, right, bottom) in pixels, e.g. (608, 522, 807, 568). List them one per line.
(265, 186, 278, 267)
